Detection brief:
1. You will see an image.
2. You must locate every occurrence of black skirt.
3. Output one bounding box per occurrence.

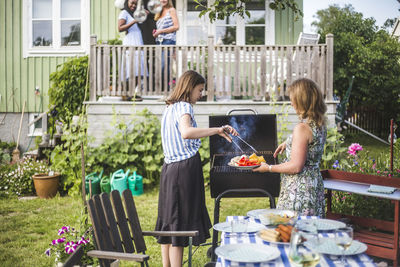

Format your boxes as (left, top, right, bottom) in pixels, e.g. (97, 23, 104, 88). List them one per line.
(155, 152, 212, 247)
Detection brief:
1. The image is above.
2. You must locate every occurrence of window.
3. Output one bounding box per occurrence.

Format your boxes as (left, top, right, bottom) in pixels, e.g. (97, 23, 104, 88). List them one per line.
(23, 0, 89, 57)
(28, 113, 45, 137)
(182, 0, 274, 45)
(244, 1, 266, 45)
(185, 0, 208, 45)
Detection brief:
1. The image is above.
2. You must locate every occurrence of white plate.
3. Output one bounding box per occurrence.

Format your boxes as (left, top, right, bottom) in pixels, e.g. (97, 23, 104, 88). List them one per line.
(299, 219, 346, 231)
(215, 243, 280, 263)
(213, 221, 265, 233)
(256, 230, 290, 246)
(306, 239, 368, 256)
(228, 163, 261, 170)
(248, 209, 298, 225)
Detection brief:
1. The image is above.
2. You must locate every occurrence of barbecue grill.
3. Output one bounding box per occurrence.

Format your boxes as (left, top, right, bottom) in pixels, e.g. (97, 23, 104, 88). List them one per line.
(207, 109, 280, 263)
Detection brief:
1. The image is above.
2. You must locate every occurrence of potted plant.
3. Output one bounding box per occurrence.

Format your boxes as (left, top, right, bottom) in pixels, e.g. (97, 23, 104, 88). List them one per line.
(32, 170, 60, 199)
(0, 156, 51, 197)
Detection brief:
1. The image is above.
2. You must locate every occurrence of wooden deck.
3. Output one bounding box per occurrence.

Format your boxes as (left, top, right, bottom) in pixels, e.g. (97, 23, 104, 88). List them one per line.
(89, 34, 334, 102)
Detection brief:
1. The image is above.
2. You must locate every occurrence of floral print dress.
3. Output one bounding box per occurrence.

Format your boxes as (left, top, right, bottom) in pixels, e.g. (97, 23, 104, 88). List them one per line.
(276, 121, 327, 217)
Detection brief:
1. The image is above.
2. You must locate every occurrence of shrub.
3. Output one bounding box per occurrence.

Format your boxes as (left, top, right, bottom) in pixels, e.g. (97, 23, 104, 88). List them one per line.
(48, 56, 88, 126)
(0, 157, 50, 196)
(88, 109, 163, 186)
(50, 115, 90, 196)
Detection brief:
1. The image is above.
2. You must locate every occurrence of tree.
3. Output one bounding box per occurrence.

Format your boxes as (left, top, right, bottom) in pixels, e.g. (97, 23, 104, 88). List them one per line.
(313, 4, 400, 122)
(194, 0, 302, 22)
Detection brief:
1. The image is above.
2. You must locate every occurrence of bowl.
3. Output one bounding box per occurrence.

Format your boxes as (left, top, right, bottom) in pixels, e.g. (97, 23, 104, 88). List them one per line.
(258, 209, 298, 226)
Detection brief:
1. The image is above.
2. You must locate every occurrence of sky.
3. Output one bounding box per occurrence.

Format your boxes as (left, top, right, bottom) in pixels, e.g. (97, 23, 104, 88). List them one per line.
(303, 0, 400, 33)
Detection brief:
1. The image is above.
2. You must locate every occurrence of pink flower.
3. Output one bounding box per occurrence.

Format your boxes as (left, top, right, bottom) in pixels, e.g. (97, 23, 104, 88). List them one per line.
(347, 143, 363, 156)
(377, 170, 381, 174)
(65, 241, 77, 254)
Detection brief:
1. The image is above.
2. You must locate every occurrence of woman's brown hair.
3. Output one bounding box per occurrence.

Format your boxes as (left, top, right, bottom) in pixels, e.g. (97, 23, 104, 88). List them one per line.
(165, 70, 205, 105)
(154, 0, 174, 21)
(288, 78, 327, 127)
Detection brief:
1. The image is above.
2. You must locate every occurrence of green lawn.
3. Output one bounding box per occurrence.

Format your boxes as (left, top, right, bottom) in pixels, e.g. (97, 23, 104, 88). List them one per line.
(0, 186, 271, 266)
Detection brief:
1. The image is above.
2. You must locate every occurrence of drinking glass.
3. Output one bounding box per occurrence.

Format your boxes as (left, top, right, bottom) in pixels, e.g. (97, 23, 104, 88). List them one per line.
(289, 221, 320, 267)
(230, 219, 248, 233)
(335, 227, 353, 265)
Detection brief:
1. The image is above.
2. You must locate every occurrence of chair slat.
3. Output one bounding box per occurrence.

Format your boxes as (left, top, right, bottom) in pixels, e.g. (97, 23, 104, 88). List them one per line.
(122, 190, 147, 253)
(100, 193, 124, 252)
(62, 244, 84, 267)
(110, 190, 136, 253)
(87, 197, 113, 267)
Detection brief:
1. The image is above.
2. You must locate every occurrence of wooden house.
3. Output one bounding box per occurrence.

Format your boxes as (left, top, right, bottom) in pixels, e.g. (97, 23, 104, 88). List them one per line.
(0, 0, 337, 150)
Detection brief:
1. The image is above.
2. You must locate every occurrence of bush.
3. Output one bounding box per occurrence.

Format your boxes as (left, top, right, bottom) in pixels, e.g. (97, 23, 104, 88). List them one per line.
(48, 56, 88, 126)
(88, 109, 163, 186)
(50, 115, 89, 196)
(0, 157, 50, 197)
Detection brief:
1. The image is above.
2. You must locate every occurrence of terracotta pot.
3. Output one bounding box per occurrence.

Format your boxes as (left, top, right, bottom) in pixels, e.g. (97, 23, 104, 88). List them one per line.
(321, 169, 400, 188)
(32, 172, 60, 199)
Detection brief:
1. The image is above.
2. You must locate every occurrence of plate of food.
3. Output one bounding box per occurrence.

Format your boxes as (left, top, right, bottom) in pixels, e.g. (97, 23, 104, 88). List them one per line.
(215, 243, 280, 263)
(228, 153, 265, 169)
(257, 224, 293, 245)
(249, 209, 298, 226)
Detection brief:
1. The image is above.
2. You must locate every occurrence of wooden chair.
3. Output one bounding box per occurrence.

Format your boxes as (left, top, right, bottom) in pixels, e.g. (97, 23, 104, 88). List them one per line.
(87, 189, 199, 267)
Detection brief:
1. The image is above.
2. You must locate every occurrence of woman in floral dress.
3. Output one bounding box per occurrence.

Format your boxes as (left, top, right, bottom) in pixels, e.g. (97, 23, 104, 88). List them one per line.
(254, 78, 327, 217)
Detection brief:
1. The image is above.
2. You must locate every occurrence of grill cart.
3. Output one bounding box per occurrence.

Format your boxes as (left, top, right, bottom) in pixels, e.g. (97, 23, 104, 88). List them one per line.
(207, 109, 281, 263)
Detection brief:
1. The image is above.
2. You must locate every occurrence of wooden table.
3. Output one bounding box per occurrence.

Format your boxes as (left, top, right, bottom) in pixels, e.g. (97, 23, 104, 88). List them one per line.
(323, 170, 400, 266)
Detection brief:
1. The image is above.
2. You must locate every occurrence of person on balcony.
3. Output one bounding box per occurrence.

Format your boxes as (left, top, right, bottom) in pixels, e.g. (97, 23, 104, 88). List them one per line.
(118, 0, 146, 100)
(155, 70, 238, 267)
(153, 0, 179, 91)
(253, 78, 327, 217)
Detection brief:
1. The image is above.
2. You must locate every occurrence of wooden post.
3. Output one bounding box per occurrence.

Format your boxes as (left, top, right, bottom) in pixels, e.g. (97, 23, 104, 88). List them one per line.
(207, 35, 214, 101)
(89, 35, 97, 101)
(81, 142, 86, 205)
(326, 34, 334, 101)
(390, 119, 394, 172)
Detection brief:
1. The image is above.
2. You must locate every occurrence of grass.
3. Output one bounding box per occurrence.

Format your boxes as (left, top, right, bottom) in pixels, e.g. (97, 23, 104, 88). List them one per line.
(0, 186, 271, 266)
(0, 133, 393, 266)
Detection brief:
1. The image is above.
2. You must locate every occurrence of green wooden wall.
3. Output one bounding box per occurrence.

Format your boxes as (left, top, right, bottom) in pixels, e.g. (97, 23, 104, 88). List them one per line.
(0, 0, 120, 113)
(90, 0, 120, 42)
(275, 0, 303, 45)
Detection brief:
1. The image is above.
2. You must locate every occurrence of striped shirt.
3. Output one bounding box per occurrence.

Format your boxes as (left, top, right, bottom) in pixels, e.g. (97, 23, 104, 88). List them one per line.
(161, 102, 201, 163)
(156, 10, 176, 42)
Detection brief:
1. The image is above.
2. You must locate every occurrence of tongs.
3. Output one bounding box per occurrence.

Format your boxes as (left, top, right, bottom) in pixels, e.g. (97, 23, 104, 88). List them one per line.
(223, 126, 258, 154)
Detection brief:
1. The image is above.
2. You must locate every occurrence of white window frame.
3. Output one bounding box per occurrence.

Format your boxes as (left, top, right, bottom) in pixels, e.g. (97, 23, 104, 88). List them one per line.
(181, 0, 275, 45)
(22, 0, 90, 58)
(28, 113, 45, 137)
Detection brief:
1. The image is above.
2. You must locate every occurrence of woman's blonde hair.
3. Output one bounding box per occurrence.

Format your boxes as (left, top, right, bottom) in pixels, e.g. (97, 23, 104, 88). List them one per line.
(166, 70, 205, 105)
(288, 78, 327, 127)
(154, 0, 174, 21)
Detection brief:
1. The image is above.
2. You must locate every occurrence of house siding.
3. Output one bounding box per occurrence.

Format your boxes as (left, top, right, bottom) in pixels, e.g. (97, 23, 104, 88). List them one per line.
(91, 0, 120, 42)
(0, 0, 68, 113)
(274, 0, 303, 44)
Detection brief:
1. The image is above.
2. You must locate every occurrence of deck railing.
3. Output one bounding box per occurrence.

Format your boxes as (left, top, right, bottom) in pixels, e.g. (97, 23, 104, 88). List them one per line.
(89, 34, 333, 101)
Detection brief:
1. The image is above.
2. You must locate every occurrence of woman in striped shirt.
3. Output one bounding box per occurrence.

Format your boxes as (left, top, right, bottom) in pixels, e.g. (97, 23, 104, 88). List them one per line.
(155, 70, 238, 267)
(152, 0, 179, 45)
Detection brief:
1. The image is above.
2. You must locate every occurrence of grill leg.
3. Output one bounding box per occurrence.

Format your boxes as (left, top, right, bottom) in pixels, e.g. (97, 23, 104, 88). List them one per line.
(211, 197, 222, 262)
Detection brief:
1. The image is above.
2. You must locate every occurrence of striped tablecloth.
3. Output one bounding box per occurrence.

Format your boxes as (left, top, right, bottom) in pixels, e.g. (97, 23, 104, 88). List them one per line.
(216, 216, 376, 267)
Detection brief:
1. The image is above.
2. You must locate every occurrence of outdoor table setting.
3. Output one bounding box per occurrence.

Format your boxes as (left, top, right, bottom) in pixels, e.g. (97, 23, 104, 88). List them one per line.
(214, 209, 377, 267)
